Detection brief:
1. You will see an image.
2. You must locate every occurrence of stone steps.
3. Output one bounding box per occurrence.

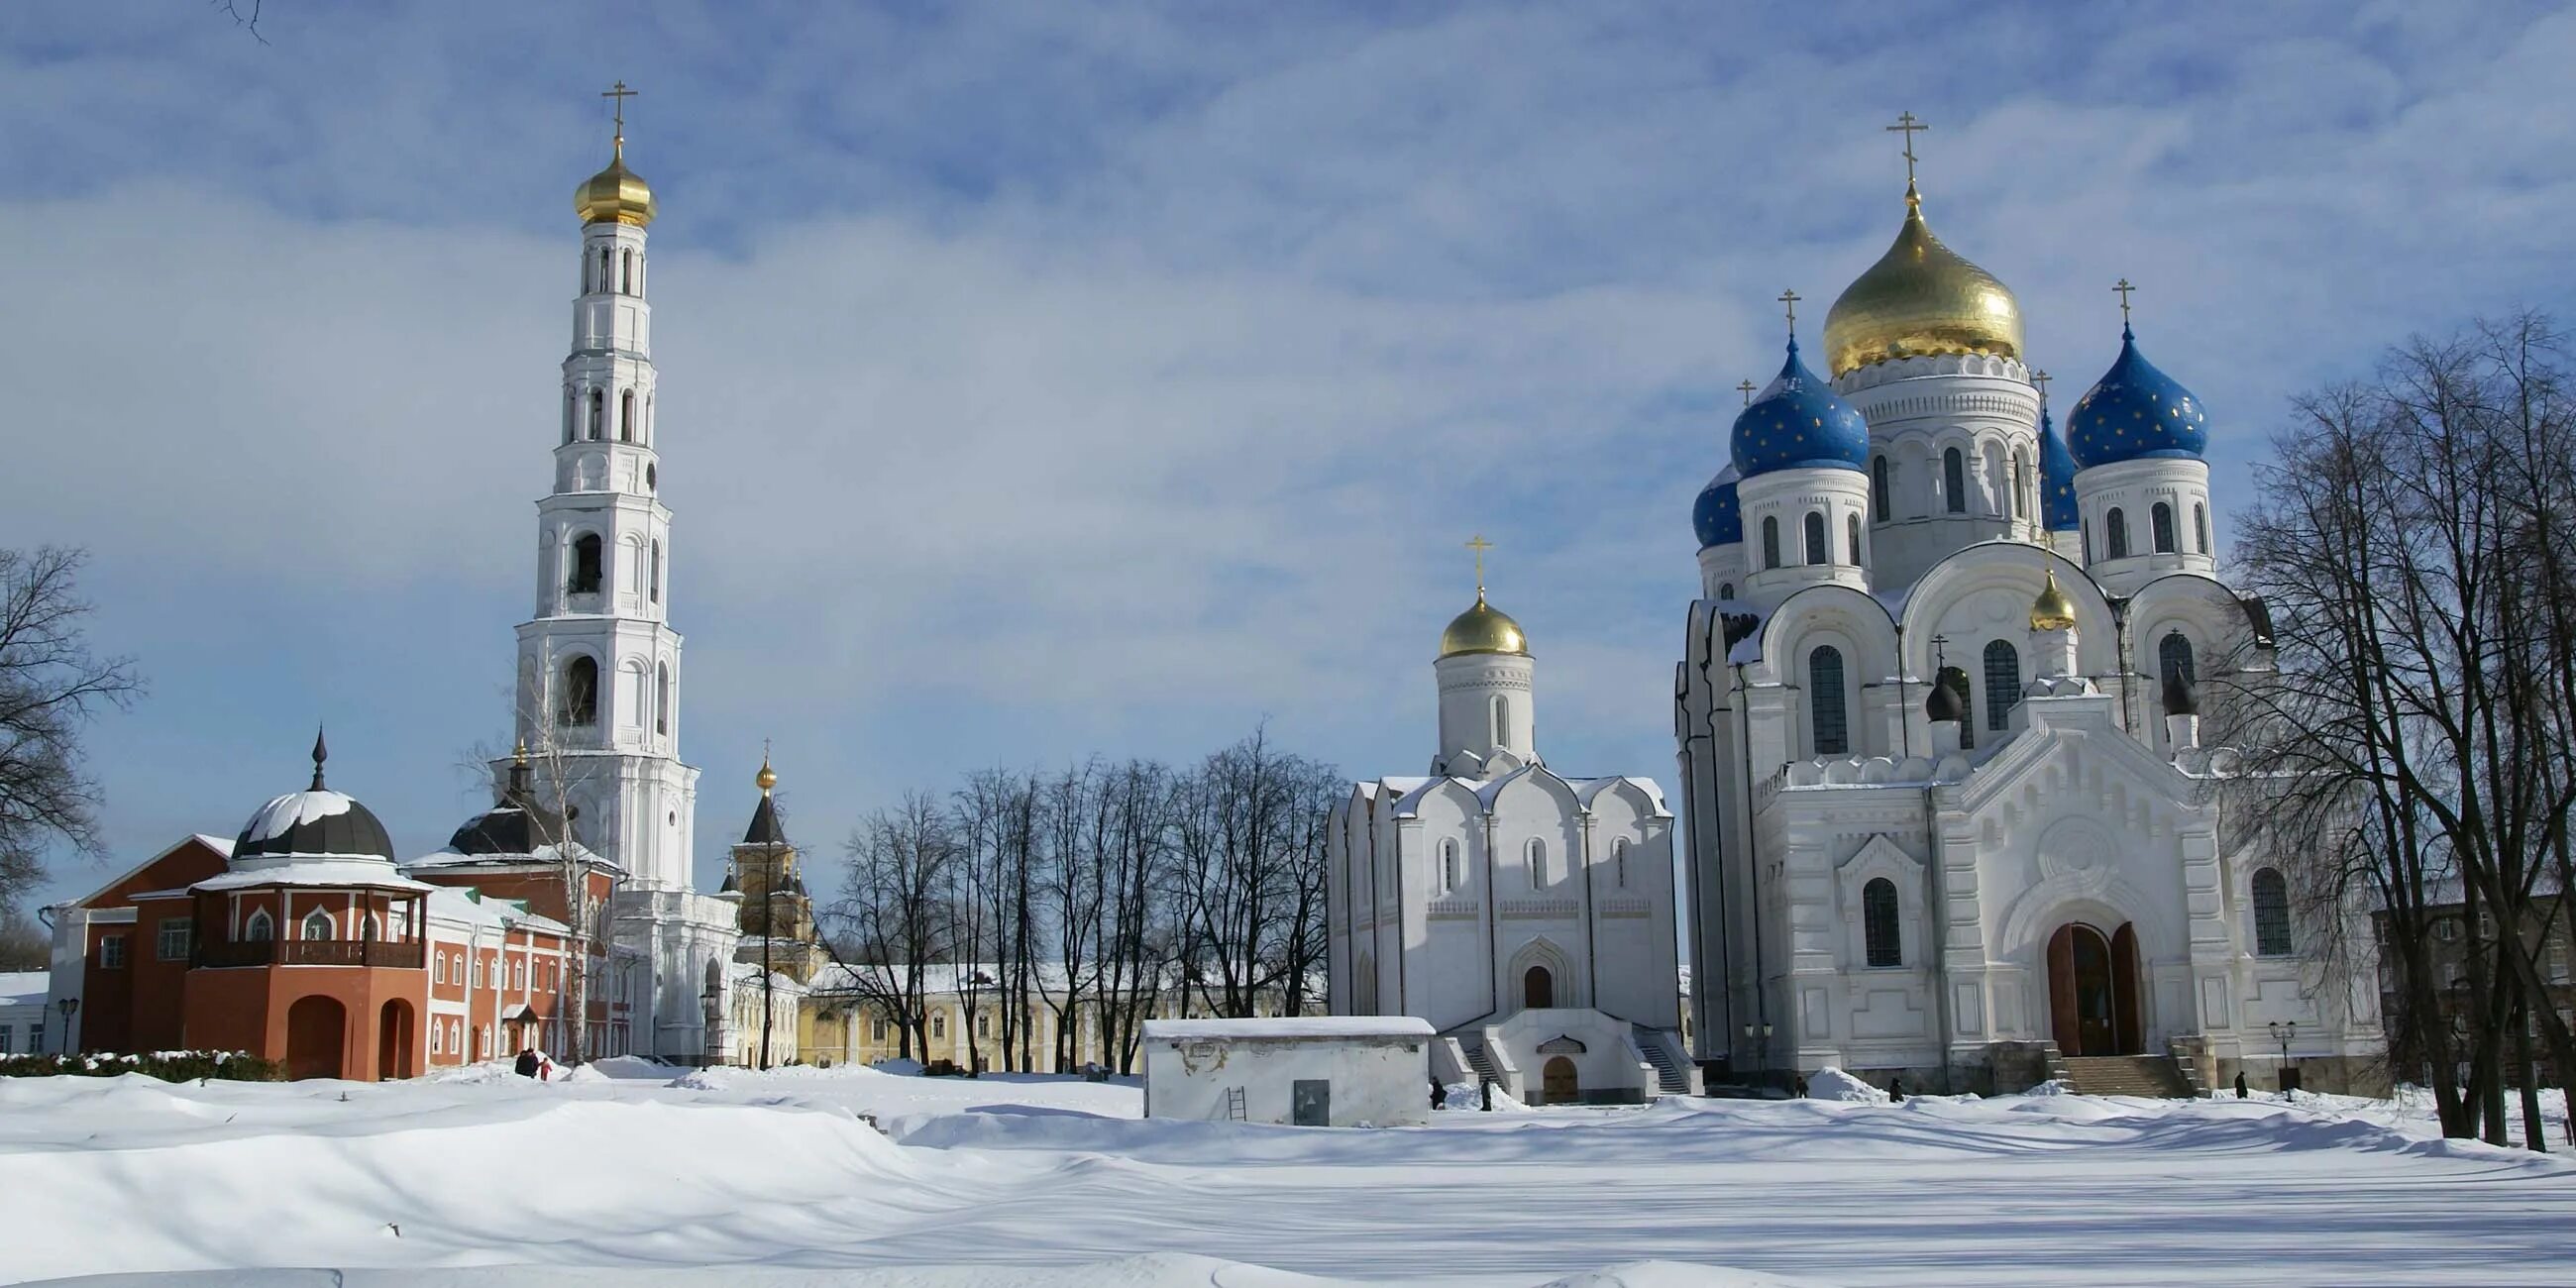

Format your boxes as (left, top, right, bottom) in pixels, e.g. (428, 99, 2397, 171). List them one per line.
(2061, 1054, 2196, 1099)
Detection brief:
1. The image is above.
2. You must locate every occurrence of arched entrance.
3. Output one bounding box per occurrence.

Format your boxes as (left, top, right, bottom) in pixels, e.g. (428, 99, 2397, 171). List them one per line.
(1524, 965, 1555, 1010)
(376, 999, 415, 1081)
(1542, 1056, 1578, 1106)
(2046, 921, 2142, 1055)
(285, 996, 347, 1080)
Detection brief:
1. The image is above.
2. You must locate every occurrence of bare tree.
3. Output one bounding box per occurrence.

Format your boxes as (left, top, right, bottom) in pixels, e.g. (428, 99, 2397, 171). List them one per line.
(0, 909, 47, 970)
(824, 792, 959, 1061)
(0, 547, 143, 915)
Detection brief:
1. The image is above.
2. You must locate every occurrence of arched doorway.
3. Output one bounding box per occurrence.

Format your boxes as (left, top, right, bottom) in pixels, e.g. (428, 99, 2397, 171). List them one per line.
(286, 996, 347, 1080)
(2046, 922, 2142, 1055)
(1542, 1056, 1578, 1105)
(1524, 965, 1555, 1010)
(376, 999, 415, 1081)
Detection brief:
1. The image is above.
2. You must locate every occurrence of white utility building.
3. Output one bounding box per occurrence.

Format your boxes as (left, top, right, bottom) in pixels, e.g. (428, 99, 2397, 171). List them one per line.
(1141, 1017, 1435, 1127)
(1326, 559, 1693, 1106)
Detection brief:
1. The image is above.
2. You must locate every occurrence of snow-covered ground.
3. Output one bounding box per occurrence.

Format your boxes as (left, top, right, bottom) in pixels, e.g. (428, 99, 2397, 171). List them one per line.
(5, 1062, 2572, 1287)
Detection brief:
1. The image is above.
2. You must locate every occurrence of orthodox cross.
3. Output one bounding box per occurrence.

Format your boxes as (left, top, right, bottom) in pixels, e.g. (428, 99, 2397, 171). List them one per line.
(1885, 111, 1928, 187)
(2032, 370, 2052, 402)
(602, 80, 638, 156)
(1465, 534, 1493, 597)
(1737, 378, 1758, 407)
(2113, 277, 2136, 327)
(1778, 288, 1801, 332)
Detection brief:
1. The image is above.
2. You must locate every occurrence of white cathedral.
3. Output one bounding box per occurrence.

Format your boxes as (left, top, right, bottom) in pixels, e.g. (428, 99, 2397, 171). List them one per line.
(1673, 148, 2383, 1095)
(1326, 560, 1692, 1106)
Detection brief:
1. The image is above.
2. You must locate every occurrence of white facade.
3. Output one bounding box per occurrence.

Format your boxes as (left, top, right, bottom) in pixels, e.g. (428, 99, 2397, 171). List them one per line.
(1327, 592, 1693, 1105)
(1675, 183, 2382, 1095)
(1140, 1018, 1433, 1127)
(0, 972, 50, 1057)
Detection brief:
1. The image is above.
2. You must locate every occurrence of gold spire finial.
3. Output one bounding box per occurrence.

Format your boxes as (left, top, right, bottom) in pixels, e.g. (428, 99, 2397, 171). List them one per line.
(1886, 111, 1928, 207)
(2113, 277, 2136, 329)
(2031, 567, 2078, 633)
(756, 738, 777, 794)
(1736, 378, 1758, 407)
(1465, 534, 1493, 602)
(1778, 287, 1801, 334)
(602, 80, 637, 161)
(513, 737, 529, 766)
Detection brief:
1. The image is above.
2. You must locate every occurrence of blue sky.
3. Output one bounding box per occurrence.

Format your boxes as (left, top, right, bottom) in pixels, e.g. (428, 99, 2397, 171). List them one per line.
(6, 2, 2571, 908)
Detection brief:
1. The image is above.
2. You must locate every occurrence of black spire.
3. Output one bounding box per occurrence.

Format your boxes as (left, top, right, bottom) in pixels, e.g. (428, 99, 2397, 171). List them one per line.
(310, 725, 329, 790)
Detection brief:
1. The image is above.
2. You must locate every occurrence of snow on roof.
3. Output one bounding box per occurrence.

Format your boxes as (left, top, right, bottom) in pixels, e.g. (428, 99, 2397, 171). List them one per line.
(422, 886, 569, 935)
(0, 971, 49, 1008)
(239, 790, 354, 843)
(191, 834, 237, 857)
(1143, 1017, 1433, 1042)
(193, 859, 433, 894)
(405, 842, 615, 872)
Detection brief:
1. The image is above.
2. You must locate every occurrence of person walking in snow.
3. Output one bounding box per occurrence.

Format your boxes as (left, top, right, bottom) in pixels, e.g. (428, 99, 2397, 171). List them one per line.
(514, 1046, 540, 1079)
(2234, 1071, 2249, 1099)
(1887, 1077, 1904, 1104)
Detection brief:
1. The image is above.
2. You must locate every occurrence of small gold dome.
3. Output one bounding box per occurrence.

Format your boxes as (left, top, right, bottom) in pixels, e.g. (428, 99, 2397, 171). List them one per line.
(2030, 569, 2078, 633)
(1440, 592, 1529, 659)
(1821, 188, 2023, 378)
(755, 756, 777, 794)
(576, 147, 657, 227)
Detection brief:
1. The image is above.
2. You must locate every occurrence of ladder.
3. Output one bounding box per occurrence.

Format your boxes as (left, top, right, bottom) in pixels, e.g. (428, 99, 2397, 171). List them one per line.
(1223, 1086, 1247, 1122)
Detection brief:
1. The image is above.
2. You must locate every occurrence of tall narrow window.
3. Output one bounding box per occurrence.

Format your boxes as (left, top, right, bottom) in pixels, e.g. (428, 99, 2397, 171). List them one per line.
(2195, 503, 2209, 554)
(301, 910, 334, 941)
(1491, 696, 1510, 749)
(1527, 837, 1548, 890)
(620, 390, 636, 443)
(1763, 516, 1781, 570)
(1803, 511, 1828, 566)
(2012, 456, 2029, 520)
(2251, 867, 2292, 957)
(1863, 878, 1901, 967)
(1872, 456, 1891, 521)
(621, 249, 634, 294)
(599, 247, 613, 291)
(1983, 638, 2020, 731)
(570, 534, 603, 594)
(656, 663, 671, 735)
(2159, 631, 2196, 692)
(563, 390, 576, 445)
(562, 656, 599, 726)
(588, 388, 604, 442)
(1612, 838, 1629, 888)
(1809, 645, 1849, 755)
(650, 541, 663, 603)
(1847, 513, 1864, 566)
(1944, 447, 1967, 513)
(2082, 523, 2093, 564)
(2152, 501, 2176, 553)
(1441, 838, 1460, 895)
(2106, 507, 2130, 559)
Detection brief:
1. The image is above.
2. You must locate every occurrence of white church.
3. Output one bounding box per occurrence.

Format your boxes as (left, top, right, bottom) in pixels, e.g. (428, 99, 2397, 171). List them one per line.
(1326, 555, 1692, 1106)
(1674, 129, 2383, 1096)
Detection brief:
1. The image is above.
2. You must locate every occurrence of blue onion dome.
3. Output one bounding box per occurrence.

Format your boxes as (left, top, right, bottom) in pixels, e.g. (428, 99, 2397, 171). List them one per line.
(1730, 338, 1871, 477)
(1692, 464, 1744, 548)
(2037, 404, 2080, 531)
(2067, 325, 2209, 469)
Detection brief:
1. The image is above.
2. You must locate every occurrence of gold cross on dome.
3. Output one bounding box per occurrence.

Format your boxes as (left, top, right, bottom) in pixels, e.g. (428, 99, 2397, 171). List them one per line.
(2113, 277, 2136, 327)
(1778, 287, 1801, 331)
(1737, 378, 1758, 407)
(1465, 534, 1493, 597)
(602, 80, 638, 156)
(1886, 111, 1928, 187)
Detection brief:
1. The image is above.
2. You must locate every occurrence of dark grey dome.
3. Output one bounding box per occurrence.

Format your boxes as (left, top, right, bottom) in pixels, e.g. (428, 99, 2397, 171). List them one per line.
(1926, 672, 1967, 724)
(233, 730, 395, 862)
(447, 754, 575, 855)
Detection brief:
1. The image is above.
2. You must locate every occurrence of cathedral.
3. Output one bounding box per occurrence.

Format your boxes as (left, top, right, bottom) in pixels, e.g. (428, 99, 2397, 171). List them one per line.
(1326, 553, 1692, 1106)
(1674, 123, 2382, 1095)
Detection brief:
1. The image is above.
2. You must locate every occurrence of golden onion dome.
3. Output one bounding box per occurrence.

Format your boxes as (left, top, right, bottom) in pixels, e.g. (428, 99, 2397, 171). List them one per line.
(575, 143, 657, 227)
(2030, 569, 2078, 633)
(1440, 592, 1529, 659)
(755, 754, 777, 794)
(1821, 186, 2023, 378)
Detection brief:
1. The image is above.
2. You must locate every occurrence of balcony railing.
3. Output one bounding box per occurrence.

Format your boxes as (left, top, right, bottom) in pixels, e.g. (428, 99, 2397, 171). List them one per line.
(196, 938, 427, 969)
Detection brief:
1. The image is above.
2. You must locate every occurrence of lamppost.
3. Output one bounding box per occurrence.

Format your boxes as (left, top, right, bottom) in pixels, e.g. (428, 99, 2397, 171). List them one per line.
(54, 997, 78, 1056)
(2268, 1020, 2297, 1093)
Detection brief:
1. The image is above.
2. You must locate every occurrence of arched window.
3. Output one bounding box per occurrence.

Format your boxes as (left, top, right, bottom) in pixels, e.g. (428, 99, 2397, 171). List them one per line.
(2194, 503, 2209, 554)
(1762, 516, 1782, 570)
(431, 1017, 444, 1055)
(620, 390, 636, 443)
(562, 656, 599, 726)
(362, 913, 380, 941)
(2105, 507, 2130, 559)
(2152, 501, 2176, 553)
(587, 388, 604, 441)
(1527, 837, 1548, 890)
(435, 950, 447, 981)
(1440, 838, 1460, 895)
(1863, 877, 1901, 967)
(569, 534, 603, 594)
(563, 390, 576, 445)
(598, 247, 613, 292)
(1983, 638, 2020, 732)
(1847, 513, 1864, 566)
(1611, 837, 1629, 888)
(2251, 867, 2293, 957)
(243, 910, 273, 942)
(620, 249, 634, 294)
(2159, 630, 2196, 692)
(1809, 645, 1849, 756)
(1944, 447, 1967, 513)
(1872, 456, 1891, 520)
(1523, 964, 1555, 1009)
(656, 663, 671, 735)
(1491, 696, 1510, 749)
(301, 910, 335, 941)
(645, 463, 657, 492)
(1719, 582, 1735, 600)
(650, 541, 662, 603)
(1803, 511, 1828, 566)
(2012, 455, 2029, 520)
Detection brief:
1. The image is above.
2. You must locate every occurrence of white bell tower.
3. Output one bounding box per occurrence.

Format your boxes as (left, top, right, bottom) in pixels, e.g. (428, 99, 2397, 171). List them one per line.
(505, 83, 699, 892)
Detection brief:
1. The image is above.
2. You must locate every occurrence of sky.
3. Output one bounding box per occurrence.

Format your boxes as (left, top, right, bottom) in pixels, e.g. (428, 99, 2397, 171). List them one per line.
(5, 1, 2572, 910)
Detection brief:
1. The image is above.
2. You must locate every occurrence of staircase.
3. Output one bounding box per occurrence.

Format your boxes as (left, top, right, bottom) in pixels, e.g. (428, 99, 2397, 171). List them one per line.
(2060, 1054, 2196, 1099)
(1632, 1024, 1693, 1096)
(1461, 1038, 1501, 1084)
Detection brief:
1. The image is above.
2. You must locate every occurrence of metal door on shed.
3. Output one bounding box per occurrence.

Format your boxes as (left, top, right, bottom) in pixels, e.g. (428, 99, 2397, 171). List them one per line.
(1292, 1078, 1330, 1126)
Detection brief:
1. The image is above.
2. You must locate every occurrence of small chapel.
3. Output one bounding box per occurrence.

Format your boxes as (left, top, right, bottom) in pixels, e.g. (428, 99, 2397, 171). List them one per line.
(1327, 549, 1693, 1105)
(1674, 117, 2383, 1096)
